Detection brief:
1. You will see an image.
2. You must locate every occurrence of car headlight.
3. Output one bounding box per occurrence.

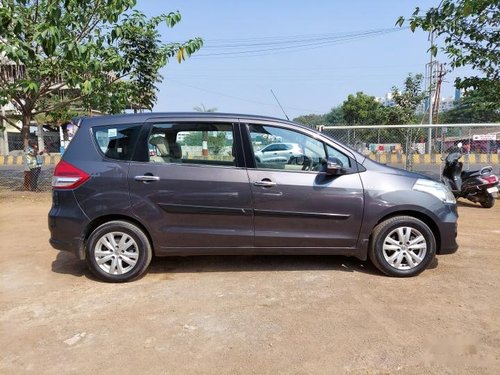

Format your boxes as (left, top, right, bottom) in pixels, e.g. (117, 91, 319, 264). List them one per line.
(413, 178, 456, 204)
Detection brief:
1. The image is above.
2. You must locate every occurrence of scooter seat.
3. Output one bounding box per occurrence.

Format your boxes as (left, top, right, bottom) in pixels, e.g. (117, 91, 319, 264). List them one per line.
(461, 170, 480, 179)
(461, 166, 493, 180)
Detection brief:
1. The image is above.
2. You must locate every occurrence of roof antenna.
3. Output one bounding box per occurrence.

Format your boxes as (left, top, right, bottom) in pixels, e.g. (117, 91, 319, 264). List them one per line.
(270, 89, 290, 120)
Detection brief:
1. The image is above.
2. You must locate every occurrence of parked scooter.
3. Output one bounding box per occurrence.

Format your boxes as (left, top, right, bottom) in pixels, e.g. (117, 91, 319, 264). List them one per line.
(441, 143, 499, 208)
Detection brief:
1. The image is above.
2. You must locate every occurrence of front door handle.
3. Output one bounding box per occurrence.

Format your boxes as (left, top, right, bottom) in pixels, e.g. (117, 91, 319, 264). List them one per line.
(253, 179, 276, 188)
(134, 175, 160, 182)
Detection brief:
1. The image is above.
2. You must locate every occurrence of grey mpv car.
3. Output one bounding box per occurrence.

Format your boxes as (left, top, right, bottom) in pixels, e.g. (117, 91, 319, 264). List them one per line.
(49, 113, 458, 282)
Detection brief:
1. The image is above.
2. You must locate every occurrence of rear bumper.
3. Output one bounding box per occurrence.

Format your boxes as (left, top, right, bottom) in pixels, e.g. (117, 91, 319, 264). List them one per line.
(48, 190, 89, 260)
(49, 237, 86, 259)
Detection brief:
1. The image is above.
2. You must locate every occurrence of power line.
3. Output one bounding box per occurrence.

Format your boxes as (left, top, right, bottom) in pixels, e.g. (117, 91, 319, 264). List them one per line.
(191, 27, 407, 58)
(169, 72, 414, 82)
(196, 27, 407, 45)
(201, 28, 404, 49)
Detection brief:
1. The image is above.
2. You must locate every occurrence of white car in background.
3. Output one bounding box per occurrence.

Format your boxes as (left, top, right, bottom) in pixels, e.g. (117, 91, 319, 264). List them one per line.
(254, 143, 303, 164)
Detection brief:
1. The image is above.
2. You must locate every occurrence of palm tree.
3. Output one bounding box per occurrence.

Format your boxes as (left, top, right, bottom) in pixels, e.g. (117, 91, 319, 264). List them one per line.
(193, 104, 217, 112)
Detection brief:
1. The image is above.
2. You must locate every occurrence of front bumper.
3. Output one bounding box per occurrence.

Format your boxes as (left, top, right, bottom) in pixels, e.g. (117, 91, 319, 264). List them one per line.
(436, 204, 459, 255)
(437, 221, 459, 254)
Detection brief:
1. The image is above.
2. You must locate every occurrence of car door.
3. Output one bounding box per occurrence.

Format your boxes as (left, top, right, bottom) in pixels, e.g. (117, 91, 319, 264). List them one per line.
(243, 122, 364, 249)
(128, 120, 254, 251)
(259, 144, 288, 161)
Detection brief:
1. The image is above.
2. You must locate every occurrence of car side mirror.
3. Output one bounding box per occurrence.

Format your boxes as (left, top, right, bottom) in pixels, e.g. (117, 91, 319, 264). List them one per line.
(325, 157, 345, 175)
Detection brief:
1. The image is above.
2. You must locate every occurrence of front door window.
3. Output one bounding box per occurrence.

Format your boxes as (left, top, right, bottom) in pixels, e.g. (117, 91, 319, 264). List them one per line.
(249, 124, 348, 172)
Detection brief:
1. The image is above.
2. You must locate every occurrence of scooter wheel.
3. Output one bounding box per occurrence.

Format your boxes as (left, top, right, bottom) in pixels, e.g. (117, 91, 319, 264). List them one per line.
(480, 193, 495, 208)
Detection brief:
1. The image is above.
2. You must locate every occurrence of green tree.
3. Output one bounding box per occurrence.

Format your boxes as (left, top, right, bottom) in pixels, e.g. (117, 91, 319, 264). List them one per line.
(378, 74, 427, 154)
(341, 92, 383, 125)
(441, 90, 500, 124)
(208, 133, 226, 155)
(193, 104, 217, 112)
(398, 0, 499, 102)
(292, 114, 326, 128)
(325, 106, 344, 125)
(381, 73, 426, 125)
(182, 132, 202, 146)
(182, 132, 226, 155)
(0, 0, 203, 145)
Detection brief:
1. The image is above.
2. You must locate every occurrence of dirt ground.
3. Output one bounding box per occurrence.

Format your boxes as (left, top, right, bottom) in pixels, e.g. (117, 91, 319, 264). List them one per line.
(0, 191, 499, 375)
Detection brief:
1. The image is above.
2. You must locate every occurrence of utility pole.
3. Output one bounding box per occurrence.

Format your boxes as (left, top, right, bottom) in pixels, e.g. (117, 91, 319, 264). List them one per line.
(427, 30, 434, 154)
(432, 63, 446, 124)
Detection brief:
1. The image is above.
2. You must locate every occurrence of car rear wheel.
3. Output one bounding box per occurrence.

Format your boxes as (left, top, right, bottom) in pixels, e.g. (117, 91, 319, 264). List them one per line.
(86, 221, 152, 282)
(369, 216, 436, 277)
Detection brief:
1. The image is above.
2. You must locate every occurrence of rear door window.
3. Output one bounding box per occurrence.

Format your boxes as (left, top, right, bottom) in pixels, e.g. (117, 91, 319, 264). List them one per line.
(93, 124, 142, 161)
(148, 123, 237, 167)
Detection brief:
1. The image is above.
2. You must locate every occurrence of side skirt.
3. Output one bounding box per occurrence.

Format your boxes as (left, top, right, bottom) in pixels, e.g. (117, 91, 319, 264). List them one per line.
(154, 246, 365, 260)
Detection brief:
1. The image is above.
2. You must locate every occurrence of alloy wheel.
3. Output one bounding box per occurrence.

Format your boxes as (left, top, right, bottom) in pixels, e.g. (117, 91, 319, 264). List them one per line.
(382, 226, 428, 270)
(94, 232, 139, 275)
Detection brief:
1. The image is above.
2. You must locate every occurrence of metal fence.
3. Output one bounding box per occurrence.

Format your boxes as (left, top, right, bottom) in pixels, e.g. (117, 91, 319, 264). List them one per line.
(320, 123, 500, 179)
(0, 132, 61, 192)
(7, 132, 61, 153)
(0, 123, 498, 192)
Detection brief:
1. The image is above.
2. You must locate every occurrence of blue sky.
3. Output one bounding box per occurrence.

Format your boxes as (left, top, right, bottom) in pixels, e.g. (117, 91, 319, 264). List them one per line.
(136, 1, 473, 119)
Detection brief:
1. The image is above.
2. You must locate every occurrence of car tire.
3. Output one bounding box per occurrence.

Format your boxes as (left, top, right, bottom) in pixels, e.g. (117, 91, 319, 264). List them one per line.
(86, 221, 152, 283)
(369, 216, 436, 277)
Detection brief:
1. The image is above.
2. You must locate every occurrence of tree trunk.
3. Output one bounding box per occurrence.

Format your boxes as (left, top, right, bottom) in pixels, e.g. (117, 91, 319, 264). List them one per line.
(21, 111, 32, 148)
(0, 106, 9, 155)
(37, 123, 45, 152)
(202, 130, 209, 156)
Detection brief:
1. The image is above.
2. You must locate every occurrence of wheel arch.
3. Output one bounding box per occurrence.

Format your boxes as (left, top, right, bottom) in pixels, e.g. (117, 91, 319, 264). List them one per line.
(371, 210, 441, 253)
(83, 214, 155, 258)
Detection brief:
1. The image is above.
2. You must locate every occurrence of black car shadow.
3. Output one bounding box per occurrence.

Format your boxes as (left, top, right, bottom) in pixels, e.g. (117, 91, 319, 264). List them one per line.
(51, 251, 98, 281)
(51, 251, 384, 280)
(148, 254, 382, 276)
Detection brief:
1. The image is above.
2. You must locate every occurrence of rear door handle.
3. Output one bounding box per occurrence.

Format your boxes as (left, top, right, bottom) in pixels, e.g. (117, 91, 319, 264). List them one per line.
(253, 180, 276, 187)
(134, 175, 160, 182)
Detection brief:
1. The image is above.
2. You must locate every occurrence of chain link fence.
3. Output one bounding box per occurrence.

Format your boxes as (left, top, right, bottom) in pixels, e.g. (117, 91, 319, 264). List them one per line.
(0, 133, 60, 192)
(6, 132, 61, 153)
(0, 123, 499, 192)
(320, 123, 500, 179)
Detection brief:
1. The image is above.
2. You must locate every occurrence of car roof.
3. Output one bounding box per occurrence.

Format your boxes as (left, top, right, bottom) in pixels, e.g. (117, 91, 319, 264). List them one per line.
(73, 112, 367, 163)
(75, 112, 305, 128)
(264, 142, 298, 147)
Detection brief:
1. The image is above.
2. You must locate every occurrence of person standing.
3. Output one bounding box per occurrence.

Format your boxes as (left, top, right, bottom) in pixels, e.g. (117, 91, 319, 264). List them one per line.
(24, 140, 43, 191)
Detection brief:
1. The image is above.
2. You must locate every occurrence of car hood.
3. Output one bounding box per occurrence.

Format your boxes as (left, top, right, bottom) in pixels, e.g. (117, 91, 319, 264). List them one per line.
(361, 157, 436, 181)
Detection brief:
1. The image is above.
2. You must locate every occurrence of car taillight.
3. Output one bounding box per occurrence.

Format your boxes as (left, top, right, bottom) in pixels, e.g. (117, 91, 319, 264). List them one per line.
(52, 160, 90, 189)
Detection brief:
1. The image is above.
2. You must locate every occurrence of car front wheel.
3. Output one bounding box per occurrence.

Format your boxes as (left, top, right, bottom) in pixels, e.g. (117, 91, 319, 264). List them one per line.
(86, 220, 152, 282)
(369, 216, 436, 277)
